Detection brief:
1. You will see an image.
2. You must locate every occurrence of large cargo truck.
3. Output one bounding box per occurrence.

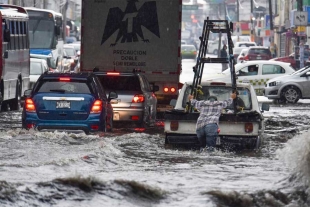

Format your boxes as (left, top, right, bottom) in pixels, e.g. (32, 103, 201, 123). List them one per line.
(80, 0, 182, 114)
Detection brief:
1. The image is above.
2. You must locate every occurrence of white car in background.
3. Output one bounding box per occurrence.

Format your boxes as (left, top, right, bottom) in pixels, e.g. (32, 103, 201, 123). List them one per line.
(237, 48, 249, 63)
(264, 66, 310, 103)
(30, 58, 49, 88)
(205, 60, 296, 95)
(233, 42, 257, 61)
(208, 36, 251, 55)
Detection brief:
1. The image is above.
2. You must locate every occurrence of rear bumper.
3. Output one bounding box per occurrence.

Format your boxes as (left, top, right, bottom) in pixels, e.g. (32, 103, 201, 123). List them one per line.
(112, 107, 144, 122)
(22, 112, 104, 134)
(165, 133, 261, 148)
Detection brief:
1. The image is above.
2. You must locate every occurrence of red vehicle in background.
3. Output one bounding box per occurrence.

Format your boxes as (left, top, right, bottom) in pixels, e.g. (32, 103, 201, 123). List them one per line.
(271, 53, 310, 70)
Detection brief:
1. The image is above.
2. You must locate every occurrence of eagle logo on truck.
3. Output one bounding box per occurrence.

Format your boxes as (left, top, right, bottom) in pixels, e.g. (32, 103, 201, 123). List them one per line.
(101, 0, 160, 46)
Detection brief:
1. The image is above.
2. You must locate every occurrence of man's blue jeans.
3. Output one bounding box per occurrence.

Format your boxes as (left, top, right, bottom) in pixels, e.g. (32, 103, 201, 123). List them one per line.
(196, 123, 218, 150)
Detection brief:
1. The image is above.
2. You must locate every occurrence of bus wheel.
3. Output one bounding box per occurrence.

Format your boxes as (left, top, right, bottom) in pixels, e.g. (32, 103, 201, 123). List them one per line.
(10, 79, 21, 111)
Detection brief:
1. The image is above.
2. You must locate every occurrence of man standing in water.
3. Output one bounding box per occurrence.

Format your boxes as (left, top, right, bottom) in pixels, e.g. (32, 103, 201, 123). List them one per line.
(188, 92, 236, 152)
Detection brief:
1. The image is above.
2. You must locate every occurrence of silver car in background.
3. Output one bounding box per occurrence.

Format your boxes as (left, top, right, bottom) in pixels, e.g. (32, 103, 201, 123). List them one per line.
(264, 66, 310, 103)
(94, 71, 159, 128)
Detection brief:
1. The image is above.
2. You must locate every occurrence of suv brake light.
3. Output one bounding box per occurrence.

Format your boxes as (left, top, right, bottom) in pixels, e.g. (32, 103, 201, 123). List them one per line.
(90, 100, 102, 113)
(107, 72, 120, 75)
(132, 94, 144, 103)
(244, 55, 249, 61)
(59, 77, 71, 82)
(25, 98, 36, 112)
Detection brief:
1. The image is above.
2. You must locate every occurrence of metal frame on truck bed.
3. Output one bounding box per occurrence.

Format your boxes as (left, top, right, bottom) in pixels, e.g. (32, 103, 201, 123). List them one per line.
(187, 18, 237, 113)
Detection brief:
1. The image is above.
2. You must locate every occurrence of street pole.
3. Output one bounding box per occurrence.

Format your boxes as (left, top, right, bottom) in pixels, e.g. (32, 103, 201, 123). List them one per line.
(236, 0, 239, 22)
(250, 0, 254, 42)
(297, 0, 303, 46)
(268, 0, 274, 57)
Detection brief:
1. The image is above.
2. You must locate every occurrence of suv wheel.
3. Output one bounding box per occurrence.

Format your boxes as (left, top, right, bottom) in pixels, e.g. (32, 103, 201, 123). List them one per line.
(106, 115, 113, 132)
(282, 86, 300, 103)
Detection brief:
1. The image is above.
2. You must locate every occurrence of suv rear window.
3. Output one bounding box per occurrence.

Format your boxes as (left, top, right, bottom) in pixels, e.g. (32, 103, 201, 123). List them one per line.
(99, 75, 141, 91)
(248, 48, 271, 56)
(36, 80, 91, 94)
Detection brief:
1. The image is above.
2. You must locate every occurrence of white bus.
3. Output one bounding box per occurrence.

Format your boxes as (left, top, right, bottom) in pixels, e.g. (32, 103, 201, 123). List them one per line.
(25, 7, 64, 71)
(0, 4, 30, 111)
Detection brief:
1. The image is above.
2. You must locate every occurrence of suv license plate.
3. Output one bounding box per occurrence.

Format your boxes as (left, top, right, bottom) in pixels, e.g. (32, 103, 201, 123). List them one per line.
(56, 101, 71, 109)
(114, 113, 120, 120)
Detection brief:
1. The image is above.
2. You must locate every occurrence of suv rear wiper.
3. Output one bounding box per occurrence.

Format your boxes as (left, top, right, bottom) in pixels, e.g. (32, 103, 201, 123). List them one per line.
(49, 89, 66, 93)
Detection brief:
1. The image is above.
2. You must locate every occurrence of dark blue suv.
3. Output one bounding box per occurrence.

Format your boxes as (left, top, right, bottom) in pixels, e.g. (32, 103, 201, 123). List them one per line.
(22, 72, 117, 134)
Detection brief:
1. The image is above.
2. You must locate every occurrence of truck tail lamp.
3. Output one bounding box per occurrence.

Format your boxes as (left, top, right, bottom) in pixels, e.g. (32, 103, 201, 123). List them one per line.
(170, 120, 179, 131)
(245, 123, 253, 133)
(90, 100, 102, 113)
(170, 87, 176, 93)
(164, 87, 177, 93)
(132, 94, 145, 103)
(25, 98, 36, 112)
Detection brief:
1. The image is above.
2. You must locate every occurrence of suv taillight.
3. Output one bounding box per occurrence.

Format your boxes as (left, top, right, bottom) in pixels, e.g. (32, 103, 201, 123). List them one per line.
(25, 98, 36, 112)
(132, 94, 145, 103)
(244, 55, 249, 61)
(90, 100, 102, 113)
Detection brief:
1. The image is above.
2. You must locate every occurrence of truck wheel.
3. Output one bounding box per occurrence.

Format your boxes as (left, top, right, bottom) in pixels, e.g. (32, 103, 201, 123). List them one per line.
(282, 86, 300, 103)
(10, 79, 21, 111)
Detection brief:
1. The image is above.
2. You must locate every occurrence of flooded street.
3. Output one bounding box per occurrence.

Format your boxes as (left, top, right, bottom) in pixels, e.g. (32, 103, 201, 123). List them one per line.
(1, 101, 310, 207)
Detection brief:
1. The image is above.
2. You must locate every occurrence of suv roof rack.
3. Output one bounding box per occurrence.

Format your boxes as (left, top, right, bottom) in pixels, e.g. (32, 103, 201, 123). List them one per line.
(187, 17, 238, 113)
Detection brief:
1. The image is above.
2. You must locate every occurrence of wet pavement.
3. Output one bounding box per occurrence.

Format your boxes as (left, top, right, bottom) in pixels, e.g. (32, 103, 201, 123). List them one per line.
(0, 101, 310, 206)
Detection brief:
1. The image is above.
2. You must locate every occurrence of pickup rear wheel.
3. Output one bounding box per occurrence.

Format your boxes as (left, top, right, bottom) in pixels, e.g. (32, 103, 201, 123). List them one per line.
(282, 86, 300, 103)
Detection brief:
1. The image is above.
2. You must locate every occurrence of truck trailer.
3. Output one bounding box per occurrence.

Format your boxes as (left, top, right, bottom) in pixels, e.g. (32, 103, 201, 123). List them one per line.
(80, 0, 182, 114)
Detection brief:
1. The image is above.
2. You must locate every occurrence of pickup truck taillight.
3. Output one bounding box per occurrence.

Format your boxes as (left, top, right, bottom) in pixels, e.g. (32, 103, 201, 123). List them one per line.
(170, 121, 179, 131)
(25, 98, 36, 112)
(90, 100, 102, 113)
(245, 123, 253, 133)
(132, 94, 145, 103)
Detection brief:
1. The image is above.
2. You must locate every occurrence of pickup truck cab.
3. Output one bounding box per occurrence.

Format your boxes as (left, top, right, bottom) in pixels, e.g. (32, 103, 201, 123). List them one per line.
(164, 81, 269, 150)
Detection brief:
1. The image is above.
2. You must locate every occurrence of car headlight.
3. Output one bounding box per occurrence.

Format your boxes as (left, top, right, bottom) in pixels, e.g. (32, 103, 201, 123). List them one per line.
(268, 80, 281, 87)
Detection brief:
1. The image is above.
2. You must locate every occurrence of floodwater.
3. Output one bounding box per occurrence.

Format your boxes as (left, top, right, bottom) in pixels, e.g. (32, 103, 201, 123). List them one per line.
(1, 101, 310, 207)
